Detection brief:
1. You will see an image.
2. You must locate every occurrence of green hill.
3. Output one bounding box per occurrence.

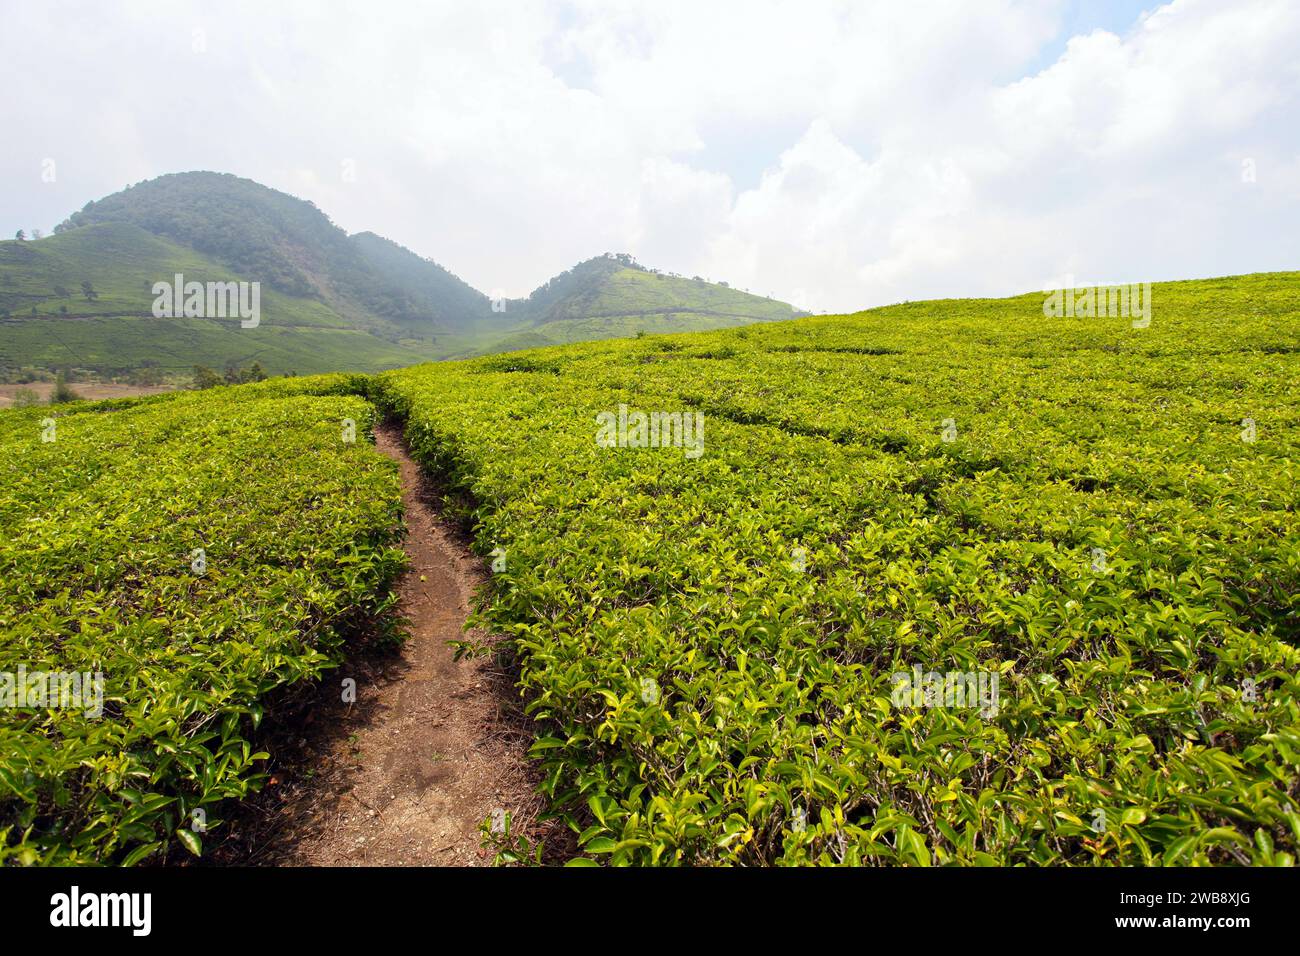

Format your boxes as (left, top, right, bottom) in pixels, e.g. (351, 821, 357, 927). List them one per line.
(3, 172, 501, 376)
(476, 253, 804, 354)
(57, 172, 461, 333)
(0, 223, 427, 376)
(6, 174, 806, 377)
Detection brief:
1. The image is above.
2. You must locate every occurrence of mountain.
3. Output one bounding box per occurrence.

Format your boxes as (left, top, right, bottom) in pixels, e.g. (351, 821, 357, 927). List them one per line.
(473, 253, 805, 355)
(349, 231, 496, 332)
(2, 172, 804, 378)
(0, 171, 500, 376)
(54, 171, 487, 337)
(0, 221, 425, 375)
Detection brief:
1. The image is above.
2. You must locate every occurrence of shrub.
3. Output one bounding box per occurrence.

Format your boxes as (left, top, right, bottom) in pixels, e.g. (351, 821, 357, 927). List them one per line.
(48, 372, 79, 404)
(0, 379, 405, 864)
(10, 388, 40, 409)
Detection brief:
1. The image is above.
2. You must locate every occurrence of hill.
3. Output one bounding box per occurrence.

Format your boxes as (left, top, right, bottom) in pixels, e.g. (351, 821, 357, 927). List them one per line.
(0, 222, 426, 376)
(5, 173, 803, 377)
(349, 231, 495, 332)
(475, 253, 804, 354)
(55, 172, 479, 334)
(2, 172, 508, 376)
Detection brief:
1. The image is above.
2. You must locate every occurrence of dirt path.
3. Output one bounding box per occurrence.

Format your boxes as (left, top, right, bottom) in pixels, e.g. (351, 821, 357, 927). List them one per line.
(231, 423, 550, 866)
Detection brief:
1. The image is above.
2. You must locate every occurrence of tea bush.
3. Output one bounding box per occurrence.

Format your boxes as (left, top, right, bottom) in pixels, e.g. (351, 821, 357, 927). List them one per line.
(375, 273, 1300, 865)
(0, 376, 404, 864)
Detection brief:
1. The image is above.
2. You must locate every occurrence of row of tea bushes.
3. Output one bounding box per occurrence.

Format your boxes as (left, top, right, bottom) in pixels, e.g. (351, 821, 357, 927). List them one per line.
(0, 378, 405, 864)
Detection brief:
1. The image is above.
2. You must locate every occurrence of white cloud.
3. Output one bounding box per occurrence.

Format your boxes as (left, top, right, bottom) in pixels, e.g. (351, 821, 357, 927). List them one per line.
(1, 0, 1296, 308)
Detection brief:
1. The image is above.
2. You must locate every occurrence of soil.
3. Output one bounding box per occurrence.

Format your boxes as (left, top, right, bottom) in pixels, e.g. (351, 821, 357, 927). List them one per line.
(0, 382, 175, 407)
(208, 423, 564, 866)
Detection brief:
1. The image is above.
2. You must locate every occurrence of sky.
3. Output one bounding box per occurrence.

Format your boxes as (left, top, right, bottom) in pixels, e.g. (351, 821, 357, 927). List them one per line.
(3, 0, 1297, 313)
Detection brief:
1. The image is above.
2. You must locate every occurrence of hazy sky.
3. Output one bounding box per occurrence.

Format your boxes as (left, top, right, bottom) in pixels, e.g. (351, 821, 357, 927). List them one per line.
(3, 0, 1297, 312)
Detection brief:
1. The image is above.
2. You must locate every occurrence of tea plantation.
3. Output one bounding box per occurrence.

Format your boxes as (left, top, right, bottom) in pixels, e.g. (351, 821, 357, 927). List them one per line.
(374, 272, 1299, 865)
(2, 272, 1297, 865)
(0, 377, 405, 864)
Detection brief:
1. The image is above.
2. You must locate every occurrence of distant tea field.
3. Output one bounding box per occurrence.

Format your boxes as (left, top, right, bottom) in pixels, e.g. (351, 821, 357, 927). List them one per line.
(2, 272, 1297, 866)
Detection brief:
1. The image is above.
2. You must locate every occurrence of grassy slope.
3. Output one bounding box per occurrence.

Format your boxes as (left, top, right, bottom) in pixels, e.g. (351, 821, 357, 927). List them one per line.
(0, 224, 432, 374)
(376, 270, 1300, 865)
(546, 267, 798, 322)
(603, 268, 794, 318)
(480, 266, 802, 354)
(50, 172, 478, 353)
